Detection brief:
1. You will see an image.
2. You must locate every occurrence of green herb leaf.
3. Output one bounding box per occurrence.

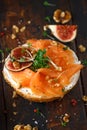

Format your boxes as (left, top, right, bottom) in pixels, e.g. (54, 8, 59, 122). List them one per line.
(31, 49, 49, 71)
(81, 59, 87, 66)
(0, 49, 4, 58)
(63, 46, 68, 50)
(43, 31, 48, 37)
(5, 48, 11, 53)
(0, 49, 4, 54)
(19, 57, 25, 62)
(45, 16, 51, 22)
(43, 1, 55, 7)
(61, 121, 67, 127)
(10, 57, 16, 62)
(27, 42, 32, 47)
(21, 48, 26, 54)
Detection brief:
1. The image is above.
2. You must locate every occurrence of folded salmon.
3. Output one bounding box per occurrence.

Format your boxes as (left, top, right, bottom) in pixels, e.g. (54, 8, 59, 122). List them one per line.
(3, 39, 83, 102)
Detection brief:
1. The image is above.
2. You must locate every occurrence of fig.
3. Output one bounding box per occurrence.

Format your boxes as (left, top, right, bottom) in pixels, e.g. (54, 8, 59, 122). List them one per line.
(10, 46, 34, 62)
(5, 56, 32, 71)
(44, 25, 77, 42)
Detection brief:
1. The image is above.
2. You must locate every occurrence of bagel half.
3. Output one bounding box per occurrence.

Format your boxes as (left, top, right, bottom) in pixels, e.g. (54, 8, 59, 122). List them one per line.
(3, 39, 83, 102)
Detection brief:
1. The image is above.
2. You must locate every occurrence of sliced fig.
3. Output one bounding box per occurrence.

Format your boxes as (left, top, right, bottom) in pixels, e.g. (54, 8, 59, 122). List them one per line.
(44, 25, 77, 42)
(10, 46, 34, 62)
(5, 57, 32, 71)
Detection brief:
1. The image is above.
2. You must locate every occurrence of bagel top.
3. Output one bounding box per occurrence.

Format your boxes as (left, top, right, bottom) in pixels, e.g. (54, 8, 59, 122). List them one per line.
(3, 39, 83, 102)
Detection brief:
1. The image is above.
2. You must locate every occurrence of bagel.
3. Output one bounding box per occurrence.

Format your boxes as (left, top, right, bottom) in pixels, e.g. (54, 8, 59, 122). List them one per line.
(3, 39, 83, 102)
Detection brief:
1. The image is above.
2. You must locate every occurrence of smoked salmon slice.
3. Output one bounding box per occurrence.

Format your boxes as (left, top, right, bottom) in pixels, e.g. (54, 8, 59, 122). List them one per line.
(3, 39, 83, 102)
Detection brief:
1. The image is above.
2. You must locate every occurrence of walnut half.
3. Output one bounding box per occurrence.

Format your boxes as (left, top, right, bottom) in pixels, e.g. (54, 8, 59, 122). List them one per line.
(53, 9, 72, 24)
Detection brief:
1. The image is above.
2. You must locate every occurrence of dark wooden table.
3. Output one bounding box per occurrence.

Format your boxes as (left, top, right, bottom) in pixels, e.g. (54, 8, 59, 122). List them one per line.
(0, 0, 87, 130)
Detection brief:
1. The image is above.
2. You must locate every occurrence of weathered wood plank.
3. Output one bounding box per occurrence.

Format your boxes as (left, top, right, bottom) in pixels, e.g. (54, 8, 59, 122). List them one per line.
(70, 0, 87, 116)
(0, 0, 87, 130)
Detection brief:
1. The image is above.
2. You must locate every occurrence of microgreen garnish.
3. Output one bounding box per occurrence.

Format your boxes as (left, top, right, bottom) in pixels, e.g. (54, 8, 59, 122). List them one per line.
(34, 108, 45, 118)
(10, 57, 16, 62)
(43, 31, 55, 40)
(43, 1, 56, 7)
(19, 57, 25, 62)
(61, 121, 67, 127)
(81, 59, 87, 66)
(31, 49, 49, 71)
(21, 48, 26, 53)
(63, 46, 68, 50)
(27, 42, 32, 47)
(34, 108, 40, 114)
(0, 49, 4, 60)
(0, 49, 4, 56)
(45, 16, 51, 22)
(5, 48, 11, 53)
(62, 88, 65, 92)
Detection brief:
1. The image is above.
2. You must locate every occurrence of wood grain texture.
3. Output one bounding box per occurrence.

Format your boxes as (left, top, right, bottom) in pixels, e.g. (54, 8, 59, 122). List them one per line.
(0, 0, 87, 130)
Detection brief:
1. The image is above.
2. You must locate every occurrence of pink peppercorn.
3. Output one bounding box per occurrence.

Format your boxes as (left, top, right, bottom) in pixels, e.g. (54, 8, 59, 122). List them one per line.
(0, 32, 5, 37)
(71, 99, 77, 106)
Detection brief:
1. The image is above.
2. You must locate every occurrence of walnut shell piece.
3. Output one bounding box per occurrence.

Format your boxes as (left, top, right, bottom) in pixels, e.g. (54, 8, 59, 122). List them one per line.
(53, 9, 72, 24)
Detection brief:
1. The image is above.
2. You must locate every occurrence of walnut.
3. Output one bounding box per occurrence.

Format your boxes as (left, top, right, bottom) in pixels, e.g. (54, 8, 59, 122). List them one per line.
(63, 113, 70, 123)
(82, 95, 87, 101)
(12, 25, 19, 33)
(14, 124, 38, 130)
(20, 26, 26, 32)
(53, 9, 71, 24)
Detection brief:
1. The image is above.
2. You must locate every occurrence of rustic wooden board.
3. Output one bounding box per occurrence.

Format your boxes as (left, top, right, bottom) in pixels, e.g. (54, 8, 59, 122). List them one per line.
(0, 0, 87, 130)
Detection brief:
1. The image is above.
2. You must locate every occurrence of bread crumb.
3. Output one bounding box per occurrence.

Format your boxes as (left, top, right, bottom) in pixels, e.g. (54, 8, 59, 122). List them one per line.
(11, 34, 16, 39)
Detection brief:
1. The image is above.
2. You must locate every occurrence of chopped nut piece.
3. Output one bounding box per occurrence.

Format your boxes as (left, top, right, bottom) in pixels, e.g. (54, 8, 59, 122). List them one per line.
(32, 127, 38, 130)
(53, 9, 71, 24)
(14, 124, 32, 130)
(12, 25, 19, 33)
(27, 20, 31, 24)
(54, 83, 60, 87)
(12, 91, 17, 98)
(13, 112, 17, 115)
(56, 66, 62, 71)
(20, 26, 26, 32)
(13, 61, 20, 69)
(12, 102, 16, 107)
(11, 34, 16, 39)
(78, 45, 86, 52)
(60, 11, 65, 18)
(82, 95, 87, 101)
